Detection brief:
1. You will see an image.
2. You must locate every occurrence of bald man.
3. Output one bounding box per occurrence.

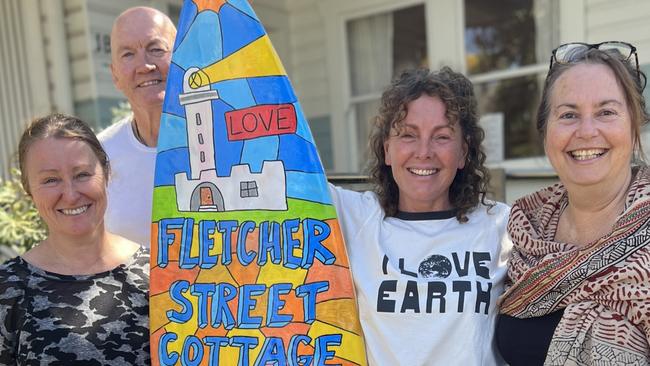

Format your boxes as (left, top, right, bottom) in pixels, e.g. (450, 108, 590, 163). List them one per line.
(99, 7, 177, 247)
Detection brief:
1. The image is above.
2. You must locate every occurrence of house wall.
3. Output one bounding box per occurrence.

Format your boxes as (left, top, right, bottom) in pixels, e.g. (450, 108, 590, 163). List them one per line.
(586, 0, 650, 57)
(297, 1, 335, 169)
(585, 0, 650, 109)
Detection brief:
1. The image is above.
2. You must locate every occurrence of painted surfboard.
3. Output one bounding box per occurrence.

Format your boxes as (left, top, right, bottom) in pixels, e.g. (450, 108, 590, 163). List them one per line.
(150, 1, 368, 365)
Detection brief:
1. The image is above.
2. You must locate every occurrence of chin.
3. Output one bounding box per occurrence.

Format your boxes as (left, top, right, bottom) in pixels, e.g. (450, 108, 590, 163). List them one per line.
(564, 174, 610, 187)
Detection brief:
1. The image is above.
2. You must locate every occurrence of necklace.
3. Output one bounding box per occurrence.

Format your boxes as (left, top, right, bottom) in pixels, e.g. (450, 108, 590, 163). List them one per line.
(132, 120, 145, 145)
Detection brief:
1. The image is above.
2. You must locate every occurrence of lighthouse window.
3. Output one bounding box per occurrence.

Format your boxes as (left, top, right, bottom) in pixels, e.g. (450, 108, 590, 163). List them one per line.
(198, 133, 204, 144)
(200, 151, 205, 163)
(195, 113, 202, 126)
(240, 181, 259, 198)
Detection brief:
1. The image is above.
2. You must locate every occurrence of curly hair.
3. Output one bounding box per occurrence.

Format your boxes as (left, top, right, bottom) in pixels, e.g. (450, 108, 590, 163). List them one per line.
(368, 67, 492, 222)
(18, 113, 110, 195)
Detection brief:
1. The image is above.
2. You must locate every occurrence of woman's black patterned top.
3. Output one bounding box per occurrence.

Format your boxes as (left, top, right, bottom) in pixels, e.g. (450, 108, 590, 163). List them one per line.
(0, 247, 150, 365)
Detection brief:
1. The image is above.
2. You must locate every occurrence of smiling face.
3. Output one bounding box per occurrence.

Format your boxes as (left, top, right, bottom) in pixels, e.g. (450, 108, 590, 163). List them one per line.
(25, 137, 107, 239)
(545, 63, 634, 189)
(110, 7, 176, 112)
(384, 95, 467, 212)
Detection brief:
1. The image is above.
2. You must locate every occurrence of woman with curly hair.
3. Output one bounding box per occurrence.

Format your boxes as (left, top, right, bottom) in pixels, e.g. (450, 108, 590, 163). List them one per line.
(329, 67, 511, 365)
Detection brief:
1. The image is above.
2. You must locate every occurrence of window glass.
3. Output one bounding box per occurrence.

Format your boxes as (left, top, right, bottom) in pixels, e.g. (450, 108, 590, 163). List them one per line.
(392, 6, 428, 78)
(465, 0, 557, 159)
(352, 99, 381, 168)
(466, 0, 535, 74)
(475, 74, 545, 158)
(240, 181, 259, 198)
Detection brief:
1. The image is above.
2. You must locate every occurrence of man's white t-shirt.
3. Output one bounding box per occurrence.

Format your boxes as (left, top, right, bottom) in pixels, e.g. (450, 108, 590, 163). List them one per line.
(99, 117, 156, 247)
(330, 185, 511, 366)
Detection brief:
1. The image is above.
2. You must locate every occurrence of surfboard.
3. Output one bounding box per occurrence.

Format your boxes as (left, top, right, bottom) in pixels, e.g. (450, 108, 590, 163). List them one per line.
(150, 1, 368, 365)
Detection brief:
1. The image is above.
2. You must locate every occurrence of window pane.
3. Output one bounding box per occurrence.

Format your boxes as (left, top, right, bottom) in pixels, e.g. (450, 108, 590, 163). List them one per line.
(464, 0, 557, 75)
(352, 99, 381, 171)
(347, 12, 393, 96)
(474, 75, 545, 158)
(392, 6, 427, 77)
(347, 4, 427, 96)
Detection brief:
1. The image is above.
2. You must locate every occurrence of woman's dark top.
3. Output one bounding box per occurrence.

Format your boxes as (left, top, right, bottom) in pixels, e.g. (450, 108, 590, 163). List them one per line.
(0, 247, 150, 365)
(496, 309, 565, 365)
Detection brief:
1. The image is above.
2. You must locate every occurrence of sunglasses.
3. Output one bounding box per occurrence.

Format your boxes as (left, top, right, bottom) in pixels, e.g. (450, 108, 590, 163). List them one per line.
(549, 41, 645, 88)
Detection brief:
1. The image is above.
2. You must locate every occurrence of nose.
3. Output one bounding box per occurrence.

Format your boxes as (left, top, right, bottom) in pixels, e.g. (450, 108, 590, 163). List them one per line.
(61, 181, 80, 202)
(575, 116, 599, 139)
(135, 52, 157, 74)
(414, 138, 433, 159)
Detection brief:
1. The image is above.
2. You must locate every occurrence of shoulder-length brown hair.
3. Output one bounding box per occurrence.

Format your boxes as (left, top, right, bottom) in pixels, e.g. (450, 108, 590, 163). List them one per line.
(367, 67, 492, 222)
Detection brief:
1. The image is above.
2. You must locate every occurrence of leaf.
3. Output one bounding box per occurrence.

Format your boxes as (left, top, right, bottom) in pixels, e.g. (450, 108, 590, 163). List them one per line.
(0, 169, 46, 253)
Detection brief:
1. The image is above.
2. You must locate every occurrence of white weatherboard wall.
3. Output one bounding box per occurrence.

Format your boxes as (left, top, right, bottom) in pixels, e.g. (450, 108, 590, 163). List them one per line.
(285, 0, 330, 119)
(586, 0, 650, 61)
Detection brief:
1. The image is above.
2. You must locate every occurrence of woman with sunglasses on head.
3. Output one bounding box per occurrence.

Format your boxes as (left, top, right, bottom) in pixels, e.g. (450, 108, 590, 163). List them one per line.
(497, 41, 650, 365)
(330, 67, 512, 365)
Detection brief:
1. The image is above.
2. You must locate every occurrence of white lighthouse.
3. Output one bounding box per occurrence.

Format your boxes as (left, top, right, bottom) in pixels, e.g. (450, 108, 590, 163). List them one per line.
(174, 67, 288, 212)
(179, 67, 219, 179)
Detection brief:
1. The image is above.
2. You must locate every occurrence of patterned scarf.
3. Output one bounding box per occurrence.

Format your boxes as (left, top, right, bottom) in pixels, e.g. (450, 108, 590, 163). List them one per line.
(499, 166, 650, 365)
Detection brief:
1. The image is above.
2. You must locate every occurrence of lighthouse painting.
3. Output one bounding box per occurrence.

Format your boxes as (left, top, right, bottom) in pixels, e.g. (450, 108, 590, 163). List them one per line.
(174, 66, 287, 212)
(150, 1, 368, 365)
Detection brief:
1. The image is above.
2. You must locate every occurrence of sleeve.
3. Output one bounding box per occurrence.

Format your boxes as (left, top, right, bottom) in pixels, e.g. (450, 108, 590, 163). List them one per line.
(0, 262, 25, 364)
(328, 184, 381, 237)
(328, 184, 381, 253)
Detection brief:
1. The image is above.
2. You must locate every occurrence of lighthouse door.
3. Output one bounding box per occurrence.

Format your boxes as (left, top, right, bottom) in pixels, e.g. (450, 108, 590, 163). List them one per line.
(190, 183, 225, 211)
(200, 187, 213, 206)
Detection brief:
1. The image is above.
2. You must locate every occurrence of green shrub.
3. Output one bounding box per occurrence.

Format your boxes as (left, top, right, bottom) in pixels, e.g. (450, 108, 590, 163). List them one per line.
(0, 169, 46, 254)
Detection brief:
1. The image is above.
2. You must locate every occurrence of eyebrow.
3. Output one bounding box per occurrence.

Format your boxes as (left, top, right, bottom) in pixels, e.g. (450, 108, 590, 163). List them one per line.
(115, 44, 134, 55)
(36, 164, 94, 174)
(146, 38, 170, 47)
(115, 37, 169, 53)
(555, 99, 624, 110)
(400, 124, 457, 135)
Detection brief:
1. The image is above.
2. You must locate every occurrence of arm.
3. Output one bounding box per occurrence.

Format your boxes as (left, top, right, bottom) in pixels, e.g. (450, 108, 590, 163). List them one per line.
(0, 261, 25, 364)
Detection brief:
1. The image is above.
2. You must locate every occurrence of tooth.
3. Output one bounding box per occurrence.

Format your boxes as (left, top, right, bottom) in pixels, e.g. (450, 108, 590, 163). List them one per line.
(570, 149, 604, 160)
(410, 168, 436, 176)
(141, 80, 160, 87)
(62, 205, 88, 215)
